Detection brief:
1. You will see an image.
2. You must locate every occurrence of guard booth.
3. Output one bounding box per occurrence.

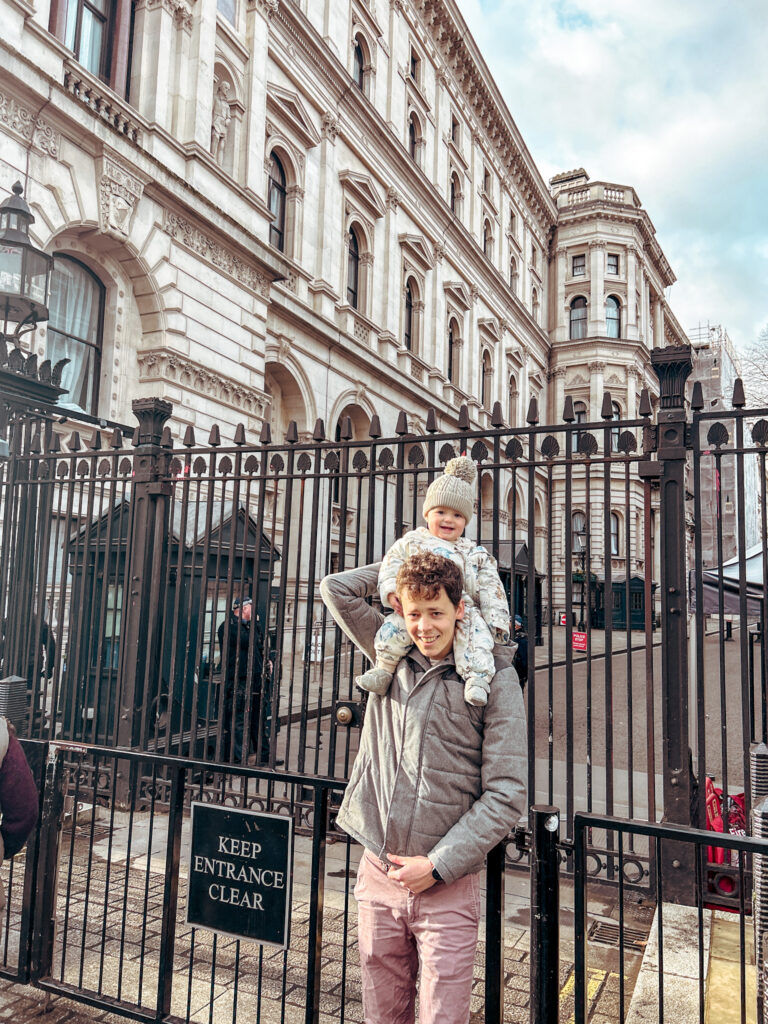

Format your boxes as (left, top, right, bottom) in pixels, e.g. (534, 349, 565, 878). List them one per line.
(592, 575, 657, 630)
(482, 540, 544, 644)
(61, 499, 279, 749)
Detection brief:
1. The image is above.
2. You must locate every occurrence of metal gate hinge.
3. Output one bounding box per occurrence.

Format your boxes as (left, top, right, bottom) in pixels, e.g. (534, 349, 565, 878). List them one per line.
(642, 424, 658, 454)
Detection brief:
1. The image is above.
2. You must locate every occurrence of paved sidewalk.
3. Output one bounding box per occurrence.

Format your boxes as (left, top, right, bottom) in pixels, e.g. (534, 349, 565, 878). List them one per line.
(0, 816, 645, 1023)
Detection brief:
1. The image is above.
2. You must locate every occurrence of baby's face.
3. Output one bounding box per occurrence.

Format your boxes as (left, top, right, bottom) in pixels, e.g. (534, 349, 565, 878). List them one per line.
(426, 507, 466, 543)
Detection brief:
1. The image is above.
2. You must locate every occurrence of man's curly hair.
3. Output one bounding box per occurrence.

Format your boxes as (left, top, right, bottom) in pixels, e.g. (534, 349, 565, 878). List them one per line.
(395, 551, 463, 607)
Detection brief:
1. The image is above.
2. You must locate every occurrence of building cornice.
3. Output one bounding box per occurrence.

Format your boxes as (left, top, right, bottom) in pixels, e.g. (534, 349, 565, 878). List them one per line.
(407, 0, 557, 228)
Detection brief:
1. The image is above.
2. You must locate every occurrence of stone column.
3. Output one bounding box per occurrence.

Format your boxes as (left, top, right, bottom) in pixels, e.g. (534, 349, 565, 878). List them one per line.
(653, 295, 664, 350)
(589, 241, 605, 336)
(184, 0, 217, 149)
(244, 0, 275, 197)
(555, 245, 567, 342)
(626, 245, 638, 339)
(130, 0, 176, 129)
(552, 366, 566, 422)
(589, 360, 605, 418)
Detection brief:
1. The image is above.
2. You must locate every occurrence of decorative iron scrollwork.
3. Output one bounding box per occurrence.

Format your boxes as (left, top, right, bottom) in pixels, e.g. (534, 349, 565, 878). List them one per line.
(505, 438, 524, 461)
(617, 430, 637, 455)
(706, 422, 729, 449)
(541, 435, 560, 460)
(577, 432, 599, 457)
(471, 440, 489, 463)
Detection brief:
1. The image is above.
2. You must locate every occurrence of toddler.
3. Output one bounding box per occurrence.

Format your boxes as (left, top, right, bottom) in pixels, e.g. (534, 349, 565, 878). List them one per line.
(356, 456, 510, 706)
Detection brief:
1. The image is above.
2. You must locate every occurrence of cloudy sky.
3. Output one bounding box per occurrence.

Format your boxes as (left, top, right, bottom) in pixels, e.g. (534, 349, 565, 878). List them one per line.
(459, 0, 768, 352)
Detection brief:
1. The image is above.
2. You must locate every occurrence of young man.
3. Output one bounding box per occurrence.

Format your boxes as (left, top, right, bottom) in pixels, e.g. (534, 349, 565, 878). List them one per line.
(321, 551, 526, 1024)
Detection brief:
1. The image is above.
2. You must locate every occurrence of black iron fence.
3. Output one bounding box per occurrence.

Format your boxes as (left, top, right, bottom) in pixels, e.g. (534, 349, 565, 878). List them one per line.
(4, 345, 768, 1019)
(1, 388, 662, 848)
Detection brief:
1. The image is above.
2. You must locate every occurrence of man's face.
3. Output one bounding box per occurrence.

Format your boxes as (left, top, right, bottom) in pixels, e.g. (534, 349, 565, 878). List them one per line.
(238, 602, 253, 623)
(425, 507, 466, 543)
(399, 585, 464, 661)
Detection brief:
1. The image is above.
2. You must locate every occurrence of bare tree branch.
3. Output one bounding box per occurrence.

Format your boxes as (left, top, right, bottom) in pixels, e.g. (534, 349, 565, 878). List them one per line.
(739, 323, 768, 406)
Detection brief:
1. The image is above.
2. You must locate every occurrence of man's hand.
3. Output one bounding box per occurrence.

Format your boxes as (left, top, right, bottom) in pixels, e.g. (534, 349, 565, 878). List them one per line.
(388, 593, 403, 615)
(386, 854, 436, 893)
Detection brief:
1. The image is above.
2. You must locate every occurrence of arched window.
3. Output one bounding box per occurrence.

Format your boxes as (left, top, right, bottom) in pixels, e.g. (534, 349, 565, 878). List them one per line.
(48, 254, 104, 416)
(611, 401, 622, 451)
(481, 350, 493, 409)
(570, 296, 587, 340)
(347, 227, 360, 309)
(606, 295, 621, 338)
(447, 319, 459, 384)
(352, 38, 365, 90)
(572, 399, 587, 452)
(404, 279, 413, 351)
(450, 172, 460, 215)
(483, 219, 492, 258)
(572, 511, 587, 553)
(408, 112, 421, 162)
(610, 512, 620, 556)
(508, 375, 518, 426)
(509, 256, 518, 294)
(268, 153, 286, 252)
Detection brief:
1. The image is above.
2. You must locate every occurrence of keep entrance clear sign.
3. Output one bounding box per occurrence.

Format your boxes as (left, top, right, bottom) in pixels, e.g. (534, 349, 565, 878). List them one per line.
(186, 803, 292, 947)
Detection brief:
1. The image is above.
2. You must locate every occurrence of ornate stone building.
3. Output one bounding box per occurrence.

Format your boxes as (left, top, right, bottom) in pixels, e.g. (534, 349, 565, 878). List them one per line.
(1, 0, 689, 616)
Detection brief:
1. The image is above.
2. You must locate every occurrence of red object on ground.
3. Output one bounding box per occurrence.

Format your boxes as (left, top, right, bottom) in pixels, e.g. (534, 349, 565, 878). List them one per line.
(572, 631, 587, 652)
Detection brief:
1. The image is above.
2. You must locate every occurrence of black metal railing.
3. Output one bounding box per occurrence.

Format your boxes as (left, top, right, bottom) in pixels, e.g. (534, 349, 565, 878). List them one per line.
(571, 812, 763, 1024)
(0, 392, 661, 851)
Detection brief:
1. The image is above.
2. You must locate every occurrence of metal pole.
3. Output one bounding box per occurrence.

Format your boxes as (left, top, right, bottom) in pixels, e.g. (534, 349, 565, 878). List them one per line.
(530, 805, 561, 1024)
(651, 345, 695, 903)
(485, 842, 505, 1024)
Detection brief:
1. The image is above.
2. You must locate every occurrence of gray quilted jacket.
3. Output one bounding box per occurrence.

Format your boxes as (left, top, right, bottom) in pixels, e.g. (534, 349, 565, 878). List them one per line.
(320, 563, 527, 886)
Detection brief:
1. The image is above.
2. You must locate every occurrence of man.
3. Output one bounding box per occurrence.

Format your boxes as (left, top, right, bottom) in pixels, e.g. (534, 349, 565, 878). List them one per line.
(217, 596, 265, 763)
(320, 551, 526, 1024)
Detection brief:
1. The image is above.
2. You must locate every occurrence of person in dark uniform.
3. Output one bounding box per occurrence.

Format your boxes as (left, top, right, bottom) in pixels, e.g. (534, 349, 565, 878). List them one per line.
(217, 596, 265, 763)
(512, 614, 528, 689)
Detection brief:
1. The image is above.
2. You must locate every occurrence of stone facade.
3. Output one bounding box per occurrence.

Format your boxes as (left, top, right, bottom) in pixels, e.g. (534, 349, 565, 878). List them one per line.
(0, 0, 690, 616)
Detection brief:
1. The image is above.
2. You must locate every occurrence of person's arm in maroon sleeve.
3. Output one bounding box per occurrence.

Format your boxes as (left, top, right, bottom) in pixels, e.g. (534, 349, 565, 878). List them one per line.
(0, 731, 39, 857)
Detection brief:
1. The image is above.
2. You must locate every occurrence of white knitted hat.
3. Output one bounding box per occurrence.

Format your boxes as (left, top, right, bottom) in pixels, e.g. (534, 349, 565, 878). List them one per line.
(422, 456, 476, 524)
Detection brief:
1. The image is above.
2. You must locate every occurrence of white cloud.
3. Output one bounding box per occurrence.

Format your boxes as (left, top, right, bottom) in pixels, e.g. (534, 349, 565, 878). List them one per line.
(458, 0, 768, 347)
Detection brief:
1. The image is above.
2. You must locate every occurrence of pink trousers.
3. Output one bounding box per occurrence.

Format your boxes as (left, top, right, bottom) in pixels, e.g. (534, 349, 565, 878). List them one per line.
(354, 851, 481, 1024)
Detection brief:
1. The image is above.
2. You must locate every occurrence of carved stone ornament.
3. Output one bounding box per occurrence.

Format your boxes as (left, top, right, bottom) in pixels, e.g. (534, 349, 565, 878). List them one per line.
(210, 77, 232, 164)
(141, 0, 193, 30)
(163, 210, 270, 297)
(99, 154, 145, 239)
(138, 348, 269, 417)
(386, 186, 400, 210)
(0, 90, 60, 157)
(322, 111, 340, 143)
(248, 0, 279, 15)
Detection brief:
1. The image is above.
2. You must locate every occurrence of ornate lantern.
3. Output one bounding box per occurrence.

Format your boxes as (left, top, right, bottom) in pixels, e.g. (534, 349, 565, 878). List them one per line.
(0, 181, 52, 339)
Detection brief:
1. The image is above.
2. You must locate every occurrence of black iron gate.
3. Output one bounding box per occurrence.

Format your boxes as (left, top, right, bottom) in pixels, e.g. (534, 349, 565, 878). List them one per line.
(3, 343, 768, 1020)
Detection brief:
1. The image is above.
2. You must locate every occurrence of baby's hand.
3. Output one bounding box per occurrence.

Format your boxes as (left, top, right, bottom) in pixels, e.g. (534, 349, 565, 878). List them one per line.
(388, 593, 403, 615)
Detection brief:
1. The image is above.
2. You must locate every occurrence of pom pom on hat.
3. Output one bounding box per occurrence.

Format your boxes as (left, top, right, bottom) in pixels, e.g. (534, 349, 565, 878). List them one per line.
(422, 455, 476, 525)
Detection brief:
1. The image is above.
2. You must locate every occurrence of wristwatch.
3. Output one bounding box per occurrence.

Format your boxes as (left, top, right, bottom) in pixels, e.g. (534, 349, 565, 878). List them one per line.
(431, 865, 443, 882)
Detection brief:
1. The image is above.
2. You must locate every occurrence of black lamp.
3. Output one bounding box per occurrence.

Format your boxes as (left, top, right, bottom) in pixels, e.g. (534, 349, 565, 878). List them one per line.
(0, 181, 52, 341)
